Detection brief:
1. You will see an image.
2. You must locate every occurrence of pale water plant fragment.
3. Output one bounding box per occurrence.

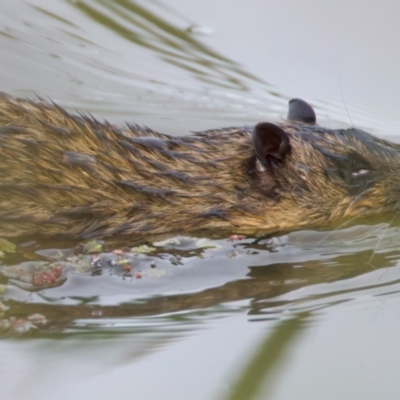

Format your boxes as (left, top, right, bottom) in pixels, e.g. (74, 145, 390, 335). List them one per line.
(0, 238, 16, 253)
(153, 237, 182, 247)
(154, 236, 219, 251)
(131, 244, 156, 254)
(35, 248, 68, 260)
(81, 240, 105, 253)
(27, 313, 47, 325)
(195, 238, 219, 249)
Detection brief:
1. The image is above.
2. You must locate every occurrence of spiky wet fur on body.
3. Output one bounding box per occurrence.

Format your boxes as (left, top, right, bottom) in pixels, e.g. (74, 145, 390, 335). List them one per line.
(0, 93, 399, 240)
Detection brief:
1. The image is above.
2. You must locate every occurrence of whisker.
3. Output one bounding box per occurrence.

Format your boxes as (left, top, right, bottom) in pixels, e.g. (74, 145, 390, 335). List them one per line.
(316, 216, 361, 246)
(366, 216, 395, 271)
(337, 68, 354, 127)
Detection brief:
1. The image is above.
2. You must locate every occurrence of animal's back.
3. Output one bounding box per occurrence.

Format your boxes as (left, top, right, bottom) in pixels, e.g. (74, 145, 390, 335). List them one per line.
(0, 93, 261, 239)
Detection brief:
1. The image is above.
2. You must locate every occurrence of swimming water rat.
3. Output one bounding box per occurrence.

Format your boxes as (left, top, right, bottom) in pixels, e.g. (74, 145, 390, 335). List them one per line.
(0, 93, 397, 240)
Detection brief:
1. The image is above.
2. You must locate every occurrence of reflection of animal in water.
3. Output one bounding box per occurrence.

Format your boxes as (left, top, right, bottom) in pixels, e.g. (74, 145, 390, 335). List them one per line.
(0, 93, 398, 239)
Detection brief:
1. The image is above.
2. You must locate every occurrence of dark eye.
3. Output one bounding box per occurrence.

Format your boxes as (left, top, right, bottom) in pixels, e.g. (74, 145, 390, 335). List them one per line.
(351, 168, 369, 178)
(322, 149, 374, 195)
(345, 169, 373, 195)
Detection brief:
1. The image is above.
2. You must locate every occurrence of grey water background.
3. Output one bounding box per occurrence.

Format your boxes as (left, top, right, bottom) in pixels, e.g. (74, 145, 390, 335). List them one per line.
(2, 1, 400, 399)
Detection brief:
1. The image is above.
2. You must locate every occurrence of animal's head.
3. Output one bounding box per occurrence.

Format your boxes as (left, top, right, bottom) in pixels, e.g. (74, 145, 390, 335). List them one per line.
(250, 99, 400, 223)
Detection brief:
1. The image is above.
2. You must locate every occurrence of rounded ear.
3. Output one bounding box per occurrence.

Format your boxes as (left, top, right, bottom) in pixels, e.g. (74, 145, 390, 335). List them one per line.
(252, 122, 291, 167)
(287, 98, 316, 124)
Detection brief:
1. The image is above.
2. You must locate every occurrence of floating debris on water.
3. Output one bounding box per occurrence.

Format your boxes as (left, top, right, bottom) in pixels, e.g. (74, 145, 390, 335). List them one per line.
(0, 238, 16, 253)
(131, 245, 156, 254)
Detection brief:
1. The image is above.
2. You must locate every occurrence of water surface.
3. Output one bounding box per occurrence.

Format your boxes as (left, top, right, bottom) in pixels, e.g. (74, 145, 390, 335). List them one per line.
(1, 1, 400, 399)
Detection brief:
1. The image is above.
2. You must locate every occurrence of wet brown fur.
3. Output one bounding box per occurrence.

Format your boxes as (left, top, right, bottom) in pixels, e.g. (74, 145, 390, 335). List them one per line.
(0, 92, 399, 240)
